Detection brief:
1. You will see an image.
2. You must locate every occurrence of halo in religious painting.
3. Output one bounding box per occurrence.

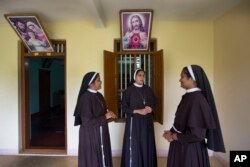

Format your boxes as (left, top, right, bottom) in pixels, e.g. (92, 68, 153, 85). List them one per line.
(120, 9, 153, 51)
(4, 13, 54, 52)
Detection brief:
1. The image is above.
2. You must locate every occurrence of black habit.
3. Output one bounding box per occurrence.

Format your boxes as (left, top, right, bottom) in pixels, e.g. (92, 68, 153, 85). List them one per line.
(121, 84, 158, 167)
(75, 90, 113, 167)
(167, 90, 216, 167)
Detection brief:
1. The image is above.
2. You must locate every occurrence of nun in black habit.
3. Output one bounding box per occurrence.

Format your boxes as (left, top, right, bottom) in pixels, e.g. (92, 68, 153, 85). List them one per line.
(74, 72, 117, 167)
(163, 65, 225, 167)
(121, 69, 158, 167)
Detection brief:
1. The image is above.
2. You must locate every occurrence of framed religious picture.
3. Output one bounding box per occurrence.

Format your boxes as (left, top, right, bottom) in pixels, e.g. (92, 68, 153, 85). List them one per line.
(4, 13, 54, 52)
(120, 9, 153, 51)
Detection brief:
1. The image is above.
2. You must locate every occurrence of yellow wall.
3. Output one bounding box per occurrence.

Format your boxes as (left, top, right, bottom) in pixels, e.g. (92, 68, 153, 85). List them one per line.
(0, 19, 214, 155)
(0, 23, 19, 151)
(214, 0, 250, 164)
(1, 1, 249, 164)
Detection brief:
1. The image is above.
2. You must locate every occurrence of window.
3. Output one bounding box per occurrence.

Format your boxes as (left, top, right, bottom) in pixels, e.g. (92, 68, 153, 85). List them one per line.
(104, 39, 164, 124)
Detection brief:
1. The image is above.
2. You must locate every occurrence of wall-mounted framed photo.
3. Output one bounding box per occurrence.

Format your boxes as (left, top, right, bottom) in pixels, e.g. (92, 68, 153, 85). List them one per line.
(120, 9, 153, 51)
(4, 13, 54, 52)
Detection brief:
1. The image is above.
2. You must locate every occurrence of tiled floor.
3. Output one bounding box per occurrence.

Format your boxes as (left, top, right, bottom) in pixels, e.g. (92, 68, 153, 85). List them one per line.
(0, 155, 225, 167)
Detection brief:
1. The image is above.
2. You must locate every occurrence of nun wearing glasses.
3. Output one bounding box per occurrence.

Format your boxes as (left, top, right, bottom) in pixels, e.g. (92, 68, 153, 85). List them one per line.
(74, 72, 117, 167)
(163, 65, 225, 167)
(121, 68, 158, 167)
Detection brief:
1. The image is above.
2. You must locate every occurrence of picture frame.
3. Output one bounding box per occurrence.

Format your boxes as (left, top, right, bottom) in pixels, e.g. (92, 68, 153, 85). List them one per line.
(120, 9, 153, 51)
(4, 13, 54, 53)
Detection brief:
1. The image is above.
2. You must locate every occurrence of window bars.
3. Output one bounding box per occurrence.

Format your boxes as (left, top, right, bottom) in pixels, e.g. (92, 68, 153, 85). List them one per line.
(118, 53, 152, 118)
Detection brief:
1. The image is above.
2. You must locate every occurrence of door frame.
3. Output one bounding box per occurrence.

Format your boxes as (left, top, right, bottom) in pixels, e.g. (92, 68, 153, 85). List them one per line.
(19, 40, 67, 154)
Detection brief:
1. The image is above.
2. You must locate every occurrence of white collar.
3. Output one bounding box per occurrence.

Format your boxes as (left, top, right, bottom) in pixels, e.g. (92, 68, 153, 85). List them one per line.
(133, 83, 143, 87)
(87, 88, 97, 93)
(186, 87, 201, 93)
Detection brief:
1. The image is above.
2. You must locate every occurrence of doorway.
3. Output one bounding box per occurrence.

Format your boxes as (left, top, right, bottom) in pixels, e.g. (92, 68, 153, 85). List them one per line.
(20, 40, 67, 153)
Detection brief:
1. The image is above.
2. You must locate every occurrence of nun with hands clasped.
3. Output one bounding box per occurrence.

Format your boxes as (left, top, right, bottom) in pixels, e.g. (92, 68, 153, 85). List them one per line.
(121, 68, 158, 167)
(163, 65, 225, 167)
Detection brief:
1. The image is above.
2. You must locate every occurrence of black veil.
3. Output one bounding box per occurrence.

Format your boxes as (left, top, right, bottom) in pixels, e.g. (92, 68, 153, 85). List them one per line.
(73, 72, 98, 126)
(191, 65, 225, 152)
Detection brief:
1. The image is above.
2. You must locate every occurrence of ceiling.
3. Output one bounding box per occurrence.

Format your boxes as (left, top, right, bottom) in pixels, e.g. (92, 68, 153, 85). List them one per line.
(1, 0, 242, 27)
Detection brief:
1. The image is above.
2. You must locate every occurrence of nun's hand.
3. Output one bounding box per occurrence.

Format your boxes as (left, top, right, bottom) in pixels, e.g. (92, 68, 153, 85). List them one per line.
(145, 106, 152, 113)
(105, 111, 113, 119)
(133, 109, 147, 115)
(105, 110, 117, 120)
(140, 108, 148, 115)
(163, 130, 174, 142)
(109, 111, 117, 119)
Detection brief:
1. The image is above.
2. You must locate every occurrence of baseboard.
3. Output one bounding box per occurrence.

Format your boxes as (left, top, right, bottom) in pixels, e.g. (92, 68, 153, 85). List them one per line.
(111, 149, 122, 157)
(0, 149, 19, 155)
(67, 149, 168, 157)
(157, 149, 168, 157)
(213, 152, 228, 167)
(1, 148, 218, 158)
(112, 149, 168, 157)
(67, 149, 77, 156)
